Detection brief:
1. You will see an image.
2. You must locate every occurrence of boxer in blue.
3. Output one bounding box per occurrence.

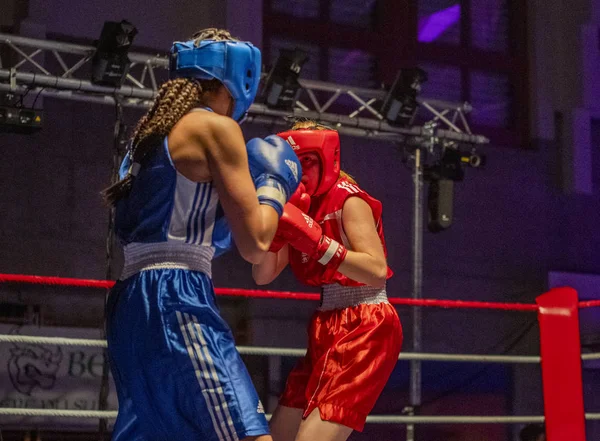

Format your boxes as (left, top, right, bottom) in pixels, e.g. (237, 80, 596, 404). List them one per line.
(101, 28, 300, 441)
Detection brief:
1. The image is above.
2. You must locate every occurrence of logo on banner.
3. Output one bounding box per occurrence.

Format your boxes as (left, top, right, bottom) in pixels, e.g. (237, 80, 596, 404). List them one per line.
(8, 343, 63, 395)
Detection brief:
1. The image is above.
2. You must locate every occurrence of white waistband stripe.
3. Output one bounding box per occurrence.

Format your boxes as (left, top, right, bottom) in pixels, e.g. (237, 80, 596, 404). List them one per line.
(319, 283, 388, 310)
(121, 242, 213, 280)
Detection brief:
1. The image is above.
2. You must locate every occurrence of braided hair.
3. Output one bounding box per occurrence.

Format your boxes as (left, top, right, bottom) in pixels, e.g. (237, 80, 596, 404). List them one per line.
(101, 28, 237, 206)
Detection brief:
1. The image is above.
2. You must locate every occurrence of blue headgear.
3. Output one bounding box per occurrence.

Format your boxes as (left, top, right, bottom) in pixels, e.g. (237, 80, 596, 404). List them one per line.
(170, 39, 261, 121)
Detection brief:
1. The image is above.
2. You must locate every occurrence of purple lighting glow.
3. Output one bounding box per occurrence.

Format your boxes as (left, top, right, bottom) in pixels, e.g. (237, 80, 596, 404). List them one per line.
(418, 4, 461, 43)
(341, 50, 366, 67)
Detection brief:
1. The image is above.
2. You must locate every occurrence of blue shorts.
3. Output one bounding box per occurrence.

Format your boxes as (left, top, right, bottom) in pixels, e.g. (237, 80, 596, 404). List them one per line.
(106, 269, 269, 441)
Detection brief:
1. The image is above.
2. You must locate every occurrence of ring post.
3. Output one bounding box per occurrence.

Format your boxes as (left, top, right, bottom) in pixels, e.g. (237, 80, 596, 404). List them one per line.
(536, 287, 586, 441)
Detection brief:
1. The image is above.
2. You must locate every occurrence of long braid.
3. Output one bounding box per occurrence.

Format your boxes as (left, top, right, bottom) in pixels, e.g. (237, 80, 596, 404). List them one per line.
(132, 78, 201, 146)
(101, 78, 205, 205)
(101, 27, 236, 206)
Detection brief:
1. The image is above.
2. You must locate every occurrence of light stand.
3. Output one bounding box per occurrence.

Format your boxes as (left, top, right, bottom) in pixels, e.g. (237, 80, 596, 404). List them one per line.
(393, 118, 486, 441)
(98, 96, 128, 441)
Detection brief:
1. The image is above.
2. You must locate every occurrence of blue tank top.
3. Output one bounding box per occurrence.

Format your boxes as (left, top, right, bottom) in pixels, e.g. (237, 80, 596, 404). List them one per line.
(115, 135, 232, 258)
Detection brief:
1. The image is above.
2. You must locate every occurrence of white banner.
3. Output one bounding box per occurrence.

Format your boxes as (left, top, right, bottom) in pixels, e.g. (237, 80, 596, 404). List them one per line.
(0, 325, 117, 430)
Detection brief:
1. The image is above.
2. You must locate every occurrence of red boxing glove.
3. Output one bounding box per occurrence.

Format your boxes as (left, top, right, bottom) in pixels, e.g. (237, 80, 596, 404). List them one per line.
(269, 183, 310, 253)
(276, 204, 347, 271)
(288, 182, 311, 213)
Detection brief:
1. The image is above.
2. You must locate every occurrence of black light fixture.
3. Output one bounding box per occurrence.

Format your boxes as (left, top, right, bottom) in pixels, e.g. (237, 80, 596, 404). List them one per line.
(91, 20, 138, 87)
(0, 105, 43, 133)
(261, 47, 309, 110)
(425, 147, 485, 232)
(425, 148, 462, 233)
(381, 68, 428, 127)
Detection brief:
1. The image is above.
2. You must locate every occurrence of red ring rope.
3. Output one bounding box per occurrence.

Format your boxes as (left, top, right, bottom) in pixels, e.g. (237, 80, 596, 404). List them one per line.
(0, 274, 114, 289)
(0, 273, 594, 311)
(578, 300, 600, 309)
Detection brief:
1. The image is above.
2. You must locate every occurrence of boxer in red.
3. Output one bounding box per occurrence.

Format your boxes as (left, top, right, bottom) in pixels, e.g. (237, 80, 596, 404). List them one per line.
(252, 119, 403, 441)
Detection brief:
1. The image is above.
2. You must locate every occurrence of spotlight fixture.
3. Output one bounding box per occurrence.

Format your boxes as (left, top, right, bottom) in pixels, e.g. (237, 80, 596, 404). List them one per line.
(425, 147, 486, 232)
(91, 20, 138, 87)
(261, 47, 309, 110)
(0, 105, 42, 133)
(381, 68, 428, 127)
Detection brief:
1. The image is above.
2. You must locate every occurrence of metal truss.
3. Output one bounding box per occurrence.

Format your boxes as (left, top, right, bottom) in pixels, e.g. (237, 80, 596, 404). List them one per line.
(0, 34, 490, 441)
(0, 33, 488, 145)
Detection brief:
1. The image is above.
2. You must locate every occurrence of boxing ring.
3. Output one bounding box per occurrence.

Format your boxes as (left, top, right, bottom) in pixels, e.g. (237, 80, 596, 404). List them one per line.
(1, 33, 599, 440)
(0, 33, 494, 440)
(0, 274, 599, 441)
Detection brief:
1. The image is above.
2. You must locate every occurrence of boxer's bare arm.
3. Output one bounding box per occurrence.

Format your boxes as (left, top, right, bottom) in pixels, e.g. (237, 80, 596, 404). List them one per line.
(337, 196, 388, 287)
(169, 111, 278, 264)
(252, 244, 290, 285)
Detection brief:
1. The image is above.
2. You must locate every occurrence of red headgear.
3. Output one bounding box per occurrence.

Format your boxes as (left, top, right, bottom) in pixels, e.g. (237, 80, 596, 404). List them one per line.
(277, 129, 340, 196)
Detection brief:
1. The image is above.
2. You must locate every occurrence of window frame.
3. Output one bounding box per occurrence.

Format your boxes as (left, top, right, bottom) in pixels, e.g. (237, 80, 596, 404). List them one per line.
(264, 0, 529, 147)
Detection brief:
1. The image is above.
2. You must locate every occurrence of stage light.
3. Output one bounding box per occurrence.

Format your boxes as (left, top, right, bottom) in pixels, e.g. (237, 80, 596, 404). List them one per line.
(0, 105, 42, 133)
(425, 147, 485, 232)
(91, 20, 138, 87)
(261, 47, 309, 110)
(381, 68, 428, 127)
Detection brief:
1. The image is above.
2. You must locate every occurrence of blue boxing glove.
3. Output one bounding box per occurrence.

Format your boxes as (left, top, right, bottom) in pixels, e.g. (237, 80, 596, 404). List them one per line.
(246, 135, 302, 217)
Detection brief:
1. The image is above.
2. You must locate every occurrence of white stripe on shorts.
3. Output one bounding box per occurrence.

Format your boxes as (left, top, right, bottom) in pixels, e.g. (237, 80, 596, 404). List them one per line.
(188, 313, 239, 441)
(176, 311, 236, 441)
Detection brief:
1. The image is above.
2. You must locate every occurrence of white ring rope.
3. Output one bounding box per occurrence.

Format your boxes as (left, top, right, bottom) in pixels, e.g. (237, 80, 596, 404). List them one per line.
(238, 345, 542, 363)
(0, 408, 546, 423)
(1, 332, 598, 425)
(0, 408, 598, 423)
(366, 415, 546, 424)
(582, 352, 600, 361)
(0, 409, 118, 419)
(0, 335, 107, 347)
(0, 334, 600, 424)
(9, 337, 600, 362)
(0, 334, 542, 363)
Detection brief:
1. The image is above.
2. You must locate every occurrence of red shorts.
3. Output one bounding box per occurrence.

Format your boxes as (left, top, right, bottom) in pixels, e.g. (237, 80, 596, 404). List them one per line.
(279, 302, 402, 431)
